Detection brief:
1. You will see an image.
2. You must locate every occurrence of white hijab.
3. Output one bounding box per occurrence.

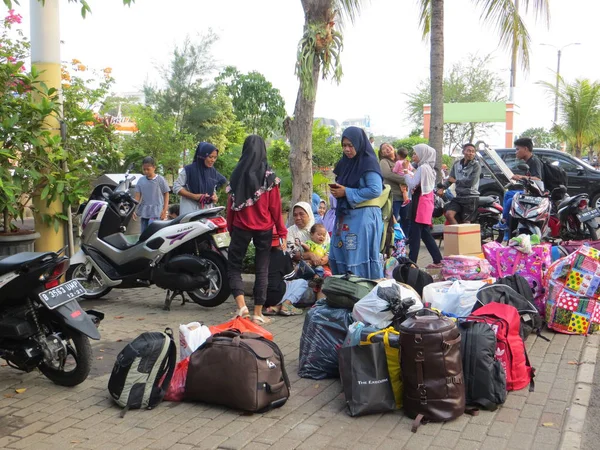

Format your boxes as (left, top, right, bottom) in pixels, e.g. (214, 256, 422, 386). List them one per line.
(287, 201, 329, 251)
(414, 144, 437, 195)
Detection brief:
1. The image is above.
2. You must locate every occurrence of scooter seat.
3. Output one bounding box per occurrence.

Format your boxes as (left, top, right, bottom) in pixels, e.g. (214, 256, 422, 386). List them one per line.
(479, 196, 496, 206)
(557, 198, 573, 211)
(138, 215, 185, 243)
(0, 252, 54, 275)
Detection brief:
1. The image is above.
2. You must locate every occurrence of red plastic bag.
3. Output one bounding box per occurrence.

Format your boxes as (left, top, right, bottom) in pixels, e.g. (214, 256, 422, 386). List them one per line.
(164, 357, 189, 402)
(208, 317, 273, 341)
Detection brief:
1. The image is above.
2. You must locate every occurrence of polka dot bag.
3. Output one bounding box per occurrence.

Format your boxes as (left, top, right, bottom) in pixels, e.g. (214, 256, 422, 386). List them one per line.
(545, 245, 600, 335)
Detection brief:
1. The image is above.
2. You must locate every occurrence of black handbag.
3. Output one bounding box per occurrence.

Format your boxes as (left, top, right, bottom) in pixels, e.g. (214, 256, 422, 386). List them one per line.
(433, 194, 445, 218)
(295, 260, 316, 280)
(338, 342, 396, 417)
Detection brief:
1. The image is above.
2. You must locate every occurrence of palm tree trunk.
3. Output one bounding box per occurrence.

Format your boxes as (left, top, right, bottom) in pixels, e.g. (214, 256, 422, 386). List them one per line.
(286, 0, 332, 212)
(429, 0, 444, 181)
(286, 60, 320, 211)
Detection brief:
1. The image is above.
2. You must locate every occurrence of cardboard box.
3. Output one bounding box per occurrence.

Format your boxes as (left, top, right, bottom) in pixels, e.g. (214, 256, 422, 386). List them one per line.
(443, 224, 482, 256)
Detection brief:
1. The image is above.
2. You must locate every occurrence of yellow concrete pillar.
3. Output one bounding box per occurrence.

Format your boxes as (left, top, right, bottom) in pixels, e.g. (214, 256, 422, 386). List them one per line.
(30, 0, 65, 253)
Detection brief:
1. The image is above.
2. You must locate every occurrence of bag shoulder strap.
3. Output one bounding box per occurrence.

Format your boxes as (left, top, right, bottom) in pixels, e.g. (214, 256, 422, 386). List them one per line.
(158, 332, 177, 391)
(262, 339, 291, 389)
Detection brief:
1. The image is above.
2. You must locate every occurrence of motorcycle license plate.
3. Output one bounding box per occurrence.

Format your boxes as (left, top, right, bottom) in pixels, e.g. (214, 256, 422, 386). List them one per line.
(213, 232, 231, 248)
(578, 208, 600, 223)
(38, 280, 86, 310)
(520, 195, 542, 205)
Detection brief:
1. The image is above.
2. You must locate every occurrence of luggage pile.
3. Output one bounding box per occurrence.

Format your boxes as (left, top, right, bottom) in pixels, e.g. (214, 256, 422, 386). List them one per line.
(105, 237, 600, 427)
(108, 316, 290, 415)
(297, 262, 539, 431)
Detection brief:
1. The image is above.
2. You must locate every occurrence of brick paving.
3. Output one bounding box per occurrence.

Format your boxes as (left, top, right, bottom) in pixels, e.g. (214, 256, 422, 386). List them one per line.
(0, 271, 594, 449)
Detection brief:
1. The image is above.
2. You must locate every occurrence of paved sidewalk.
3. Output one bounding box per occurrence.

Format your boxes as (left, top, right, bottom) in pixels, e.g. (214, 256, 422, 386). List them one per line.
(0, 283, 596, 449)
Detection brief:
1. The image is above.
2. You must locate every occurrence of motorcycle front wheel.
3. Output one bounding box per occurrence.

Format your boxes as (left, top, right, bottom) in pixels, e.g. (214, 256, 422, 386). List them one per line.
(186, 251, 231, 307)
(66, 264, 112, 300)
(39, 332, 93, 387)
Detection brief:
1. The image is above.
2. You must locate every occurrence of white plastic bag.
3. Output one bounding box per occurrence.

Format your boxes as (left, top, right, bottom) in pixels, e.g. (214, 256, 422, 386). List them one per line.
(352, 279, 422, 329)
(178, 322, 211, 359)
(422, 280, 488, 317)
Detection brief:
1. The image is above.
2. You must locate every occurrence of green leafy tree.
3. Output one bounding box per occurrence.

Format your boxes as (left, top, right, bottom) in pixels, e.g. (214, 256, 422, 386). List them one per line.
(144, 33, 217, 135)
(391, 136, 429, 154)
(121, 105, 194, 181)
(417, 0, 550, 179)
(284, 0, 364, 209)
(520, 127, 561, 150)
(0, 12, 103, 232)
(99, 94, 141, 117)
(144, 35, 245, 163)
(61, 60, 124, 175)
(407, 55, 507, 151)
(312, 120, 339, 169)
(539, 77, 600, 158)
(216, 66, 286, 139)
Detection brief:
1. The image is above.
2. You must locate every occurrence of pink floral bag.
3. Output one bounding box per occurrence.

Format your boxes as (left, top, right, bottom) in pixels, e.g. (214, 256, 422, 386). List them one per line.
(482, 242, 552, 315)
(441, 255, 492, 281)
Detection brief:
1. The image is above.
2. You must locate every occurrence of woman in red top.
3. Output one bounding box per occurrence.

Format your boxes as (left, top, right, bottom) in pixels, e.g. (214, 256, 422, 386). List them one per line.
(226, 135, 287, 325)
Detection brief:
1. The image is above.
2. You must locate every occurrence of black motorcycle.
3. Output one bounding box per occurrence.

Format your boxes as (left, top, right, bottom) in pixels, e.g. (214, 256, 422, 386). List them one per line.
(0, 248, 103, 386)
(550, 185, 600, 240)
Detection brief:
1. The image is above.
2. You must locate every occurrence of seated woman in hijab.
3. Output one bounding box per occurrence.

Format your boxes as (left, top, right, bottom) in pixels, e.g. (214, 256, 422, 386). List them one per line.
(173, 142, 227, 216)
(286, 201, 330, 268)
(402, 144, 443, 266)
(329, 126, 384, 279)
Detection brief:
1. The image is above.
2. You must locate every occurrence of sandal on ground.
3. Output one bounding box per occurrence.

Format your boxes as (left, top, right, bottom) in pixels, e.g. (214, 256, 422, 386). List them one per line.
(252, 314, 272, 325)
(236, 306, 250, 319)
(278, 301, 303, 316)
(262, 307, 278, 316)
(426, 263, 444, 269)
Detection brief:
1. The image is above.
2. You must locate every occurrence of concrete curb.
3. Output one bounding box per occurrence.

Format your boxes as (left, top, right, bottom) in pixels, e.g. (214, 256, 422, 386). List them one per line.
(560, 334, 599, 450)
(241, 273, 255, 296)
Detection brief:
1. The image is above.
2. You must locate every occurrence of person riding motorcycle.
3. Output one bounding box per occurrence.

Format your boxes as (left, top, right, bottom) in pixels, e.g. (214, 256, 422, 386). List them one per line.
(437, 143, 481, 224)
(499, 137, 544, 241)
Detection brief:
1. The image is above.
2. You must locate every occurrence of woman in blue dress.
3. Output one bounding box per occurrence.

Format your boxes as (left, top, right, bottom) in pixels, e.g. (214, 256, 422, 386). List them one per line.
(329, 126, 384, 279)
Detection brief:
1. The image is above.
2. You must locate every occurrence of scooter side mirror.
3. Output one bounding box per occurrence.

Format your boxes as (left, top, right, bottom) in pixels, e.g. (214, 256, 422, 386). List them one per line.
(517, 163, 529, 171)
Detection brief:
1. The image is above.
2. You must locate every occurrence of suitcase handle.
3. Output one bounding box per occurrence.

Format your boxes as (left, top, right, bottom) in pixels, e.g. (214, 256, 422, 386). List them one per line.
(411, 308, 442, 319)
(265, 380, 286, 394)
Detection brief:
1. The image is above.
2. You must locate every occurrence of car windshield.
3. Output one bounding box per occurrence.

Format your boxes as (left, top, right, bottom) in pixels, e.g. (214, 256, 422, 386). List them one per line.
(573, 156, 597, 171)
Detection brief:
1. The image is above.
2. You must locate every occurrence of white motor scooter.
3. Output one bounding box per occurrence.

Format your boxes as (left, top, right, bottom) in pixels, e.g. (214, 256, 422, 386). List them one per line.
(66, 169, 231, 310)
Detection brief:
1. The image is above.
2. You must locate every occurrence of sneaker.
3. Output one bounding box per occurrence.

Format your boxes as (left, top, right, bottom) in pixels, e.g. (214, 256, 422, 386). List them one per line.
(493, 222, 508, 231)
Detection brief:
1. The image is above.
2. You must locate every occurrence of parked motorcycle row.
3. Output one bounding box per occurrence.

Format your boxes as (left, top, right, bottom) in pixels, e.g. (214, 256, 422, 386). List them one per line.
(437, 159, 600, 244)
(0, 169, 232, 386)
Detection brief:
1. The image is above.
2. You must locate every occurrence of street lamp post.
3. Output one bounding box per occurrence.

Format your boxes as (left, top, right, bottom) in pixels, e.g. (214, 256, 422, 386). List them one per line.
(541, 42, 581, 124)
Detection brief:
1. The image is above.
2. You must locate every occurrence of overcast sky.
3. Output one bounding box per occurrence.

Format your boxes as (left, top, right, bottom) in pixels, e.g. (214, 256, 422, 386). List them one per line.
(5, 0, 598, 147)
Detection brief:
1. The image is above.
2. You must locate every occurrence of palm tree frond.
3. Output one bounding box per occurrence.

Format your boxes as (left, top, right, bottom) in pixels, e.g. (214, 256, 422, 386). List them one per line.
(416, 0, 431, 40)
(335, 0, 367, 25)
(522, 0, 551, 27)
(476, 0, 532, 72)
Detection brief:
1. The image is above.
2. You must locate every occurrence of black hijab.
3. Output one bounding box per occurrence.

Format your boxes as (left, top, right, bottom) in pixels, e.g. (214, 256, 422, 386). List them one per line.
(334, 126, 382, 188)
(184, 142, 227, 195)
(228, 135, 278, 211)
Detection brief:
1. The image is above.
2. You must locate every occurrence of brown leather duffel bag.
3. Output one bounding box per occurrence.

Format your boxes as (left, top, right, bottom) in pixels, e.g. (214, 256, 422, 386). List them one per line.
(185, 330, 290, 412)
(398, 309, 465, 431)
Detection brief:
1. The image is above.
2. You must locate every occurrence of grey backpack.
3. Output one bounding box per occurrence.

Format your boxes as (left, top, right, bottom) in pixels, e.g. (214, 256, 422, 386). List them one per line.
(108, 328, 176, 416)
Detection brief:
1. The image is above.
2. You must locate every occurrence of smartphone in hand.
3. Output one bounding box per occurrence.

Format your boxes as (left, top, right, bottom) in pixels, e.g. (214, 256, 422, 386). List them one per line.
(328, 183, 339, 188)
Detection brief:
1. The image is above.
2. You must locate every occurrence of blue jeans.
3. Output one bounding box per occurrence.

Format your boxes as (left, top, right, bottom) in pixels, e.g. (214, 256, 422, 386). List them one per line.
(502, 190, 520, 240)
(141, 217, 158, 233)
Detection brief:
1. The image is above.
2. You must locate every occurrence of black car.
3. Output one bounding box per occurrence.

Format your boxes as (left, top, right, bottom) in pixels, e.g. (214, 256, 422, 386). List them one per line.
(478, 148, 600, 208)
